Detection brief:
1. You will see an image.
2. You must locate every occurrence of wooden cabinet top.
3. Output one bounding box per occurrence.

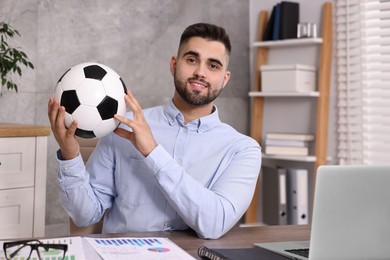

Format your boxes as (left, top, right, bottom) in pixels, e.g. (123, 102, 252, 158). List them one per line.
(0, 124, 51, 137)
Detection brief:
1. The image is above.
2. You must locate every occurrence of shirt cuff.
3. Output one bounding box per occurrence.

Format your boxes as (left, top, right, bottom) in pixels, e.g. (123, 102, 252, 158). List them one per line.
(56, 149, 85, 179)
(144, 144, 174, 176)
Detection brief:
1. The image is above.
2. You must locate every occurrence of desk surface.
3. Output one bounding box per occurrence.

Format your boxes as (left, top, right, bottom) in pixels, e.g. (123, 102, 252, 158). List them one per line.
(92, 225, 310, 259)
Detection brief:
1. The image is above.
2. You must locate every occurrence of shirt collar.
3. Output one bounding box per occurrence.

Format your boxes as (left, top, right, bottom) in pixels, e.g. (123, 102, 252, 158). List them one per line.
(163, 99, 221, 132)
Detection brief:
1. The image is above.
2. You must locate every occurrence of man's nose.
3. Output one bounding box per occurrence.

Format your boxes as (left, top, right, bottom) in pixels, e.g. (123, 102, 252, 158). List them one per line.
(193, 63, 206, 78)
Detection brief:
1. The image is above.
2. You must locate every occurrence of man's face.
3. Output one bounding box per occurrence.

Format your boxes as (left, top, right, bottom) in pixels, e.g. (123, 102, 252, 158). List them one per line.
(170, 37, 231, 106)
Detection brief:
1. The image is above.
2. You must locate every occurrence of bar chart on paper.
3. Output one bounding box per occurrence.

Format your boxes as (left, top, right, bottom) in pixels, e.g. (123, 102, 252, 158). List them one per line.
(84, 237, 195, 260)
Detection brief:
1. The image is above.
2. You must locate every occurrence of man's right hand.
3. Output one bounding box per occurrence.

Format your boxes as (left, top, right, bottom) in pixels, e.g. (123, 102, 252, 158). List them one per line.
(48, 97, 80, 160)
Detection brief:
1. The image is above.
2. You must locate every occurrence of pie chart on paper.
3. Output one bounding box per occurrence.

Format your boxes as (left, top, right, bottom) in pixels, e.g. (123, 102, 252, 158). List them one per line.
(148, 247, 170, 253)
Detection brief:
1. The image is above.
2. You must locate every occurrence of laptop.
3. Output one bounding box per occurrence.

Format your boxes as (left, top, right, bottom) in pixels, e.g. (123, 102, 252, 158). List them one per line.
(255, 165, 390, 260)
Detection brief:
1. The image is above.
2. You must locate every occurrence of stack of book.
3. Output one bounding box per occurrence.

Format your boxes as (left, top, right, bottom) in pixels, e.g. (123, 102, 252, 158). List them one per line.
(263, 132, 314, 156)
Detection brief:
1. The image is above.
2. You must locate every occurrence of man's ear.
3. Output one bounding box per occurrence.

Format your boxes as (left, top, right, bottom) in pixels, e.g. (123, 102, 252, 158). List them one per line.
(222, 70, 231, 89)
(170, 56, 177, 76)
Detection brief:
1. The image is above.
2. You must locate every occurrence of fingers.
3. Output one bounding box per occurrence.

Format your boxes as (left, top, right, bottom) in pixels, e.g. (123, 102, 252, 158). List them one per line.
(114, 113, 133, 128)
(124, 90, 143, 116)
(48, 97, 60, 128)
(54, 106, 66, 129)
(48, 97, 78, 138)
(115, 91, 158, 157)
(114, 127, 134, 141)
(116, 90, 143, 128)
(66, 119, 78, 137)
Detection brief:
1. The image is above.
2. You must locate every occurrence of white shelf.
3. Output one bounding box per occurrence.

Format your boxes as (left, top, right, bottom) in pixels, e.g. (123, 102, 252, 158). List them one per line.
(262, 154, 317, 162)
(254, 38, 323, 48)
(262, 154, 332, 162)
(249, 91, 319, 97)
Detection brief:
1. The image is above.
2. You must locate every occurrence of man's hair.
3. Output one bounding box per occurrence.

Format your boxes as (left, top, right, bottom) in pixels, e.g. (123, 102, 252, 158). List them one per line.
(178, 23, 231, 55)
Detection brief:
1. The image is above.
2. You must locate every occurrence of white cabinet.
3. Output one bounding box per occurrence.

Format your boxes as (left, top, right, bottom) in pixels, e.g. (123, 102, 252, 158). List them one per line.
(0, 124, 50, 239)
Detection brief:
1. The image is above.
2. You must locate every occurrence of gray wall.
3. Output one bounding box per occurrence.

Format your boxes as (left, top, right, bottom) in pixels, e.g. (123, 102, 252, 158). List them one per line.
(0, 0, 251, 233)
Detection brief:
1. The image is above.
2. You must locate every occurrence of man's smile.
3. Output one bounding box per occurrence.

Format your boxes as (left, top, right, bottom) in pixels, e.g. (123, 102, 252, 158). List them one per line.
(189, 79, 208, 91)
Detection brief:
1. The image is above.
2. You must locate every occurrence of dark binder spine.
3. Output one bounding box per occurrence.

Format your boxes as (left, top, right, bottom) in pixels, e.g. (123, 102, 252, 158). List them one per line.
(280, 1, 300, 39)
(198, 246, 228, 260)
(272, 3, 282, 40)
(263, 5, 276, 41)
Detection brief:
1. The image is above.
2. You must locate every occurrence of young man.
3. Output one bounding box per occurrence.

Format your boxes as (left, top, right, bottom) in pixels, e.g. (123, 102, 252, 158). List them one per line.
(48, 23, 261, 239)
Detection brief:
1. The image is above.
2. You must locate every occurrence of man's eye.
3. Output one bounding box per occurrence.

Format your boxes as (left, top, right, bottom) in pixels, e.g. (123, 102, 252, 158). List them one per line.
(187, 58, 196, 63)
(210, 63, 220, 70)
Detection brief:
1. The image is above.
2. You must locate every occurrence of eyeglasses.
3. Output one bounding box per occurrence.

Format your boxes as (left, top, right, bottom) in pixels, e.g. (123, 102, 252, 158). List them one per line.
(3, 239, 68, 260)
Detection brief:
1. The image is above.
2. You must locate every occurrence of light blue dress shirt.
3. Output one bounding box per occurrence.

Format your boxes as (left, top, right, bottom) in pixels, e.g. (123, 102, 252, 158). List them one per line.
(57, 100, 261, 239)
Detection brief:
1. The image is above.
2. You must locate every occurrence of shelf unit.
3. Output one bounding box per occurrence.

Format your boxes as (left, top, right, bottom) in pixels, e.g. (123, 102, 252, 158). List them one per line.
(245, 2, 332, 224)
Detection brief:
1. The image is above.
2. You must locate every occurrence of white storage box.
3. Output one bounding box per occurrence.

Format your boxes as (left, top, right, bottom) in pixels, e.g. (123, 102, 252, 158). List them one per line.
(261, 64, 316, 93)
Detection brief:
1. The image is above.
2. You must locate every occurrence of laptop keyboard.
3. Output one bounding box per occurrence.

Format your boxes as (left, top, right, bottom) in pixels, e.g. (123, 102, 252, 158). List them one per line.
(285, 248, 310, 258)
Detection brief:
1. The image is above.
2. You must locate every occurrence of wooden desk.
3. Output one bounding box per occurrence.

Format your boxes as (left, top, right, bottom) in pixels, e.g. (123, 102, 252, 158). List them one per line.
(92, 225, 310, 259)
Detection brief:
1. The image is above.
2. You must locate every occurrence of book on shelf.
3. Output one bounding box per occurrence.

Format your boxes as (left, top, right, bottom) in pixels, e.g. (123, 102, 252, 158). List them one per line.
(263, 5, 276, 41)
(264, 138, 309, 147)
(272, 3, 282, 40)
(266, 132, 315, 141)
(280, 1, 300, 40)
(264, 145, 308, 156)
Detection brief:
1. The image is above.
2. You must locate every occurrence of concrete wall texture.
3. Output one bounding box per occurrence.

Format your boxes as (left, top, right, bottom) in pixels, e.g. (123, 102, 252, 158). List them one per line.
(0, 0, 250, 230)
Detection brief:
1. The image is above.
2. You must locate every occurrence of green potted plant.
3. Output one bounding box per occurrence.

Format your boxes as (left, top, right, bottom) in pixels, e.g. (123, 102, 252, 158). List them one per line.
(0, 22, 34, 94)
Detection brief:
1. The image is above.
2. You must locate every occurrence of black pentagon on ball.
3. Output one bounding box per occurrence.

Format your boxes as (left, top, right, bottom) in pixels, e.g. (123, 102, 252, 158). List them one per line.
(61, 90, 80, 114)
(83, 65, 107, 80)
(75, 128, 96, 139)
(97, 96, 118, 120)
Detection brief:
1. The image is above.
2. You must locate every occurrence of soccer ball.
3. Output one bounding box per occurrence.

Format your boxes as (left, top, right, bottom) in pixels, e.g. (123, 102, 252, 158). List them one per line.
(54, 62, 127, 139)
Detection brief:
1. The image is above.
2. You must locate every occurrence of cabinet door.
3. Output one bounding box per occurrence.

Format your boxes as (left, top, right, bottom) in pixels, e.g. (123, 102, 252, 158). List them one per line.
(0, 137, 35, 189)
(0, 187, 34, 239)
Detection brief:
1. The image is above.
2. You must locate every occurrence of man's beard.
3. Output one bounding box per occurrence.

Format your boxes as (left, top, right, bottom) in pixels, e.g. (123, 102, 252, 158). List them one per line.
(174, 75, 223, 106)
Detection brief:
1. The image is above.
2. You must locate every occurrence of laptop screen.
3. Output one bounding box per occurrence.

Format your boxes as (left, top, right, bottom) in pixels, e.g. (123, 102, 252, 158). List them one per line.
(309, 165, 390, 259)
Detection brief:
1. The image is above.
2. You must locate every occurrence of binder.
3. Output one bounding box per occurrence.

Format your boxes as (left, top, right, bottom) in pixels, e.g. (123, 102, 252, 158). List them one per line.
(197, 246, 288, 260)
(263, 5, 276, 41)
(272, 3, 281, 40)
(286, 168, 309, 225)
(280, 1, 300, 39)
(262, 166, 287, 225)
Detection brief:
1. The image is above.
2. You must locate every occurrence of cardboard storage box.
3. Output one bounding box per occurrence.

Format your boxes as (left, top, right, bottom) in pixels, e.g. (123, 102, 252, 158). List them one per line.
(261, 64, 316, 93)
